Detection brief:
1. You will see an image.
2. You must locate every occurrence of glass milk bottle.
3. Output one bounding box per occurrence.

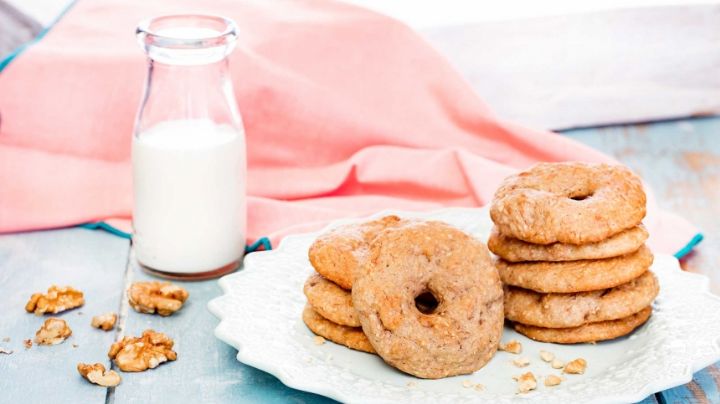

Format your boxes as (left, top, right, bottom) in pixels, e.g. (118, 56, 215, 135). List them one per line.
(132, 15, 246, 279)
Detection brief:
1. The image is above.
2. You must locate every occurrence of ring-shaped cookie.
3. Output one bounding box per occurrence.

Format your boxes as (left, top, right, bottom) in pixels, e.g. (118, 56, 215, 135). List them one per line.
(497, 245, 653, 293)
(304, 274, 360, 327)
(352, 221, 503, 379)
(488, 225, 648, 262)
(504, 271, 658, 328)
(513, 306, 652, 344)
(302, 305, 375, 353)
(490, 162, 646, 245)
(308, 216, 404, 290)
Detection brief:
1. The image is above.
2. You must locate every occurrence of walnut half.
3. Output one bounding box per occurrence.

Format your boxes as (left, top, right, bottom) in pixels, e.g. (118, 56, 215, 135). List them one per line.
(26, 285, 84, 315)
(108, 330, 177, 372)
(128, 281, 189, 316)
(91, 313, 117, 331)
(77, 363, 122, 387)
(35, 318, 72, 345)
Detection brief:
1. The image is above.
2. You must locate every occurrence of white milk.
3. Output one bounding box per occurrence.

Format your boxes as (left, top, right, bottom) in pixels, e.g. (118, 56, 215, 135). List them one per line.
(132, 119, 246, 273)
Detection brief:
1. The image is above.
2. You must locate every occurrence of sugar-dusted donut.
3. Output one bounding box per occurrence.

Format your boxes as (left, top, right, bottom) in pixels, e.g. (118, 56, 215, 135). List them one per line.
(490, 162, 646, 245)
(352, 221, 503, 379)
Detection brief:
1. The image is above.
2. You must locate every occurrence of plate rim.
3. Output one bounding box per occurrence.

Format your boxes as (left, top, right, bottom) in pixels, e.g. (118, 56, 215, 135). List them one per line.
(208, 207, 720, 403)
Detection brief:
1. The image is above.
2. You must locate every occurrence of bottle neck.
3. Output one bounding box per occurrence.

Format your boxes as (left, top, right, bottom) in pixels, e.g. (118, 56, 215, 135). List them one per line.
(136, 58, 241, 132)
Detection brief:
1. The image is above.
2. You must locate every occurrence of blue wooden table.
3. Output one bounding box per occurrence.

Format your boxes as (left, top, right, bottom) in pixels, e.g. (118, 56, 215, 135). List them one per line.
(1, 117, 718, 403)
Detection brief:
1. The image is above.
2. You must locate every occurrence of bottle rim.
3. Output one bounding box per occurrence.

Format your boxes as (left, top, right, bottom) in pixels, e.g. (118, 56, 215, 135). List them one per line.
(136, 14, 237, 50)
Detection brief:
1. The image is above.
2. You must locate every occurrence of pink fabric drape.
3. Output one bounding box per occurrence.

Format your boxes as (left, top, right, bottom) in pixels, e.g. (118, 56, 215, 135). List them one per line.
(0, 0, 697, 254)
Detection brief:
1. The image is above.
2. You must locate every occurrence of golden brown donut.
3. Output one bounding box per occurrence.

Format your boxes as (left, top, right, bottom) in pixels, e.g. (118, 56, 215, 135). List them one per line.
(490, 162, 646, 245)
(514, 306, 652, 344)
(497, 245, 653, 293)
(352, 221, 503, 379)
(308, 215, 405, 290)
(303, 274, 359, 327)
(302, 304, 375, 354)
(504, 271, 659, 328)
(488, 225, 648, 262)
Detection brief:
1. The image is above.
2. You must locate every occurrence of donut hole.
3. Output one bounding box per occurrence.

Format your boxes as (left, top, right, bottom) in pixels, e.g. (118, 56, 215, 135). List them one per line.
(415, 291, 440, 314)
(570, 192, 594, 201)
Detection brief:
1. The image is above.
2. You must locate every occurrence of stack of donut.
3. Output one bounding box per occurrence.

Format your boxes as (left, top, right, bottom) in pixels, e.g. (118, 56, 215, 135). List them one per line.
(489, 162, 659, 343)
(302, 215, 403, 355)
(302, 216, 504, 378)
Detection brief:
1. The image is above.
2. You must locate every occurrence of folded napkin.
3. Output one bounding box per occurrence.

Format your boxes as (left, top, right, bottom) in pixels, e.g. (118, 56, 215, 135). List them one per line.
(0, 0, 699, 256)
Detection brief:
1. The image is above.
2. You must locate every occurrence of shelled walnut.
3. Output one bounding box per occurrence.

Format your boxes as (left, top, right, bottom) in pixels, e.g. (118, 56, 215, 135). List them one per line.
(77, 363, 122, 387)
(128, 281, 189, 316)
(564, 358, 587, 374)
(91, 313, 117, 331)
(514, 372, 537, 394)
(108, 330, 177, 372)
(499, 339, 522, 354)
(35, 318, 72, 345)
(25, 285, 84, 315)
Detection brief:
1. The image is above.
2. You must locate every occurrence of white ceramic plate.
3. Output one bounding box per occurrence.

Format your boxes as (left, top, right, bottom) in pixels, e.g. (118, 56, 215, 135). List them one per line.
(208, 208, 720, 403)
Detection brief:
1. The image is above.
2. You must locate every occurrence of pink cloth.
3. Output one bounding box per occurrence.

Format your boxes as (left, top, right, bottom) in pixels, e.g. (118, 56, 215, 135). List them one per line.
(0, 0, 696, 254)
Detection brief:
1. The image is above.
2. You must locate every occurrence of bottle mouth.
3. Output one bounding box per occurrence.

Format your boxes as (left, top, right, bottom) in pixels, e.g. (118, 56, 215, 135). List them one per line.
(136, 15, 238, 64)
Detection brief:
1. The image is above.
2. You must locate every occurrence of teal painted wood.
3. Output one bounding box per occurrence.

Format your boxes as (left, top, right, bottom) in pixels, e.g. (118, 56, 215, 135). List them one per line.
(109, 252, 333, 404)
(637, 395, 660, 404)
(655, 364, 720, 403)
(0, 228, 129, 404)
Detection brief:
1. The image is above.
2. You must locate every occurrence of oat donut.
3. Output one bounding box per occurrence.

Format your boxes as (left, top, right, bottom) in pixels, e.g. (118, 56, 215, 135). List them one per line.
(504, 271, 659, 328)
(308, 215, 405, 290)
(498, 245, 653, 293)
(488, 225, 648, 262)
(302, 305, 375, 353)
(303, 274, 360, 327)
(352, 221, 504, 379)
(514, 306, 652, 344)
(490, 162, 646, 245)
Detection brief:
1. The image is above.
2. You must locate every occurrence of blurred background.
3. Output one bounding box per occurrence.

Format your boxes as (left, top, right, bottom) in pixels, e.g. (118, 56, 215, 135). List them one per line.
(8, 0, 718, 130)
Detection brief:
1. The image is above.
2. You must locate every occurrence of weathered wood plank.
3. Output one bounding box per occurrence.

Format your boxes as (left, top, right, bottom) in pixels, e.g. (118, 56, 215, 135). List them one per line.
(0, 228, 129, 404)
(563, 117, 720, 293)
(109, 251, 333, 403)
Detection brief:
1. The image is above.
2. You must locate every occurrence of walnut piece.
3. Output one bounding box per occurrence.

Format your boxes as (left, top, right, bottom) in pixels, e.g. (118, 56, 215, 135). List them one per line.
(514, 372, 537, 394)
(551, 359, 564, 369)
(25, 285, 84, 315)
(512, 357, 530, 367)
(128, 282, 189, 316)
(77, 363, 122, 387)
(35, 318, 72, 345)
(564, 358, 587, 374)
(23, 339, 32, 349)
(499, 339, 522, 354)
(545, 375, 562, 387)
(91, 313, 117, 331)
(108, 330, 177, 372)
(313, 336, 325, 345)
(539, 350, 555, 362)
